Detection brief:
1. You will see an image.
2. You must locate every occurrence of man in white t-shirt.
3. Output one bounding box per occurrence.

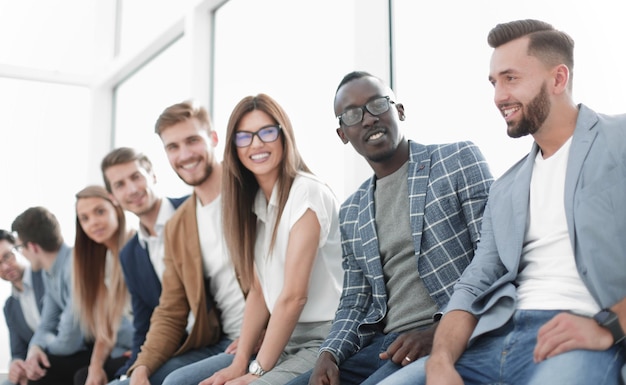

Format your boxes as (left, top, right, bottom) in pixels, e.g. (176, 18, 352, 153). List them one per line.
(121, 101, 246, 385)
(381, 18, 626, 385)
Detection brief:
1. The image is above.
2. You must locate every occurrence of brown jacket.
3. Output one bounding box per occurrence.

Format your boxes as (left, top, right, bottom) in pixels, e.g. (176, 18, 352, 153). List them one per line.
(129, 192, 222, 375)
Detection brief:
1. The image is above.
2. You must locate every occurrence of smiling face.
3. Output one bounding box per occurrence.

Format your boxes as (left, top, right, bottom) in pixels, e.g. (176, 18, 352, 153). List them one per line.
(104, 160, 159, 216)
(334, 75, 405, 164)
(76, 196, 119, 246)
(489, 37, 553, 138)
(235, 110, 284, 186)
(160, 117, 218, 187)
(0, 239, 23, 284)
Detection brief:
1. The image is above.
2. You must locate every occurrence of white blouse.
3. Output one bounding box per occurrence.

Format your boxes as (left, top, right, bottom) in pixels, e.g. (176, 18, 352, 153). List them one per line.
(253, 172, 343, 322)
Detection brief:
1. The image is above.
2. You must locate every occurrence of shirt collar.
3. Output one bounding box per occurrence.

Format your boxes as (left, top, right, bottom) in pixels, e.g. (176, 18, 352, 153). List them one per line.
(252, 181, 279, 223)
(137, 198, 175, 246)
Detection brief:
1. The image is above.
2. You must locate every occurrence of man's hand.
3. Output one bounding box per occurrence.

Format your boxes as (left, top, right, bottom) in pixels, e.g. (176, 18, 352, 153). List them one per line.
(199, 363, 246, 385)
(24, 345, 49, 380)
(8, 359, 28, 385)
(534, 311, 613, 362)
(379, 326, 436, 366)
(129, 365, 151, 385)
(308, 351, 340, 385)
(85, 364, 108, 385)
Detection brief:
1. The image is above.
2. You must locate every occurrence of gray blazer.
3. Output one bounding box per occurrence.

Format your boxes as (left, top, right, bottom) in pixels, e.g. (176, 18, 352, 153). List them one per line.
(447, 104, 626, 343)
(3, 269, 45, 360)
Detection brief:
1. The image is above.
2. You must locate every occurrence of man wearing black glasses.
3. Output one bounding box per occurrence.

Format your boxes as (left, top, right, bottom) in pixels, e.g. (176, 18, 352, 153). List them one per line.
(287, 71, 494, 385)
(1, 229, 45, 385)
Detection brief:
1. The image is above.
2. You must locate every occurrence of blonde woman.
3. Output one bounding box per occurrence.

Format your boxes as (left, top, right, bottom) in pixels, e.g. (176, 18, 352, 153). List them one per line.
(162, 94, 343, 385)
(73, 185, 134, 385)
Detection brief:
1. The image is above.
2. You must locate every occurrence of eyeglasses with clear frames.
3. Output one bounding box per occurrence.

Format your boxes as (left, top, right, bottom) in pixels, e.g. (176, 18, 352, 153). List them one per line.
(337, 96, 395, 127)
(234, 125, 282, 148)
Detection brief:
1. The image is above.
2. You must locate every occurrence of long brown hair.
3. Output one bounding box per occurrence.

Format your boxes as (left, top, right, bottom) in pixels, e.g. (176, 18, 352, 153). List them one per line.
(222, 94, 310, 293)
(72, 185, 133, 347)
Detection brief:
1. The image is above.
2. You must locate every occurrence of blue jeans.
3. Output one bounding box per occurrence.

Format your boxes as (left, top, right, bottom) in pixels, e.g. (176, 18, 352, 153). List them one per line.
(107, 336, 232, 385)
(161, 352, 236, 385)
(285, 332, 403, 385)
(378, 310, 626, 385)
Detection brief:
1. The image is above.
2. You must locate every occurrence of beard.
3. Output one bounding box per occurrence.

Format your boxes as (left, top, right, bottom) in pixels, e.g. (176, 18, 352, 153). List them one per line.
(367, 147, 397, 163)
(176, 163, 214, 187)
(507, 83, 551, 138)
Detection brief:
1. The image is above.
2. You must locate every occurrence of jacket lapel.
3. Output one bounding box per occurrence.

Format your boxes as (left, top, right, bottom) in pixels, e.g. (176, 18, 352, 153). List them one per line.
(358, 176, 381, 272)
(407, 142, 430, 256)
(507, 144, 535, 273)
(564, 105, 598, 251)
(182, 193, 204, 312)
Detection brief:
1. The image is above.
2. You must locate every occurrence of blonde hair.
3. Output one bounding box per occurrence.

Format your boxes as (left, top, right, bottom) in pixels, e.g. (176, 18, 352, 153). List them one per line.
(72, 185, 133, 346)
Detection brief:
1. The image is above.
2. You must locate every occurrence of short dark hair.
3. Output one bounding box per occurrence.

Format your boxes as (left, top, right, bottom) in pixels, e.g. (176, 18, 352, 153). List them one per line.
(101, 147, 153, 193)
(0, 229, 15, 244)
(11, 207, 63, 252)
(487, 19, 574, 75)
(335, 71, 374, 94)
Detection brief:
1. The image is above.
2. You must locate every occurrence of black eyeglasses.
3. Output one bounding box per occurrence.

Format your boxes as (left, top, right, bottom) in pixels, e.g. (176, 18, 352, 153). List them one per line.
(337, 96, 395, 126)
(0, 251, 16, 266)
(234, 125, 282, 148)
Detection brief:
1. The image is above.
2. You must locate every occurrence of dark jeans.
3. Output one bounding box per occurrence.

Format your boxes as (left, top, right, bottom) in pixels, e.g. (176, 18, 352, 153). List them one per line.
(286, 332, 403, 385)
(73, 355, 128, 385)
(28, 350, 92, 385)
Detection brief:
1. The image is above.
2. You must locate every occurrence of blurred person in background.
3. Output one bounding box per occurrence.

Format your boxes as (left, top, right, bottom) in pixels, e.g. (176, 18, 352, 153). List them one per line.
(72, 185, 134, 385)
(1, 229, 45, 385)
(11, 206, 87, 385)
(100, 147, 188, 380)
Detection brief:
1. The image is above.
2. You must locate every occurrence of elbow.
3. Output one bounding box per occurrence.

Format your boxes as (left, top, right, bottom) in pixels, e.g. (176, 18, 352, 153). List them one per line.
(279, 294, 308, 312)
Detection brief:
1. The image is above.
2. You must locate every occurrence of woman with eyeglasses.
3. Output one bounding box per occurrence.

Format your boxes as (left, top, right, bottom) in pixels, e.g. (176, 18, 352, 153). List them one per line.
(72, 185, 134, 385)
(161, 94, 343, 385)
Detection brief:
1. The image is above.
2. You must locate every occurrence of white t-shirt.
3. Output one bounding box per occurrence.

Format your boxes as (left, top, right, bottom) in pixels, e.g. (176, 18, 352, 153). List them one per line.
(517, 137, 599, 316)
(253, 172, 343, 322)
(197, 195, 245, 339)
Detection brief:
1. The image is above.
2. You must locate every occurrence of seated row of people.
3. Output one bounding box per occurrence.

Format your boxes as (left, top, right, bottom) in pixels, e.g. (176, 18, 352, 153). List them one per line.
(4, 70, 490, 385)
(4, 17, 626, 385)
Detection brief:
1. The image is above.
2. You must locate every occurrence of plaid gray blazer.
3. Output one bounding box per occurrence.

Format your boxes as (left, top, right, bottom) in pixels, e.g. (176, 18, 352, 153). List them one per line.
(320, 140, 493, 364)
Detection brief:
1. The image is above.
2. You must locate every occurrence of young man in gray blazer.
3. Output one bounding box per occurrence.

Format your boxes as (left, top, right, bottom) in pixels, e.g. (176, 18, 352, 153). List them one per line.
(381, 19, 626, 385)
